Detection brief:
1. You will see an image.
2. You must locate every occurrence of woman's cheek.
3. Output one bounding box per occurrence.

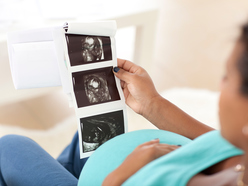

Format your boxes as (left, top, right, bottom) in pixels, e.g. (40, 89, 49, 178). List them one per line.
(219, 87, 245, 148)
(219, 91, 227, 133)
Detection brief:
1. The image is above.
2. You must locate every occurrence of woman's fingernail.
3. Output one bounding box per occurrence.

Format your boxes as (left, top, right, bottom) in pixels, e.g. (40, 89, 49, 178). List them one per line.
(177, 145, 182, 147)
(113, 67, 120, 73)
(152, 138, 159, 141)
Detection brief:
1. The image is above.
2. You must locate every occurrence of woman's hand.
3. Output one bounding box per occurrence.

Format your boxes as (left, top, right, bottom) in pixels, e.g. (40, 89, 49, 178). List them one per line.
(122, 139, 180, 171)
(102, 139, 180, 186)
(113, 59, 160, 117)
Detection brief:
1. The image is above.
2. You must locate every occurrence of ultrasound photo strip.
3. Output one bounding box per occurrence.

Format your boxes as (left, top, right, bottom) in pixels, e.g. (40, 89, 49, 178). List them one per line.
(63, 22, 127, 158)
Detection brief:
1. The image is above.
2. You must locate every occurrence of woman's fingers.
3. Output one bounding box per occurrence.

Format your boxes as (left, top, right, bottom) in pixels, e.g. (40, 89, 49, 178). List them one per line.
(138, 141, 180, 154)
(114, 58, 158, 116)
(137, 139, 160, 148)
(117, 59, 137, 73)
(156, 144, 180, 151)
(117, 58, 141, 73)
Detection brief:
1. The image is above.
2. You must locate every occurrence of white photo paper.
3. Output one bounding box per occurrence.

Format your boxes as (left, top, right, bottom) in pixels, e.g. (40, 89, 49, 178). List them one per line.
(63, 21, 127, 158)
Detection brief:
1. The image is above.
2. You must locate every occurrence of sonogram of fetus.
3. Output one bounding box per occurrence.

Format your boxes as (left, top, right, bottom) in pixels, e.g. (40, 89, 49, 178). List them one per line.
(84, 73, 111, 103)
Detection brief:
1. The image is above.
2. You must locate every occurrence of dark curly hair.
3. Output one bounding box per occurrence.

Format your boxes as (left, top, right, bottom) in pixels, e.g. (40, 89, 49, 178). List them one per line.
(237, 24, 248, 96)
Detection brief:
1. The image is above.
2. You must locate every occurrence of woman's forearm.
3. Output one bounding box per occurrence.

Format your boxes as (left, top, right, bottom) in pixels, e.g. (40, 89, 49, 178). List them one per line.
(114, 59, 214, 140)
(102, 166, 128, 186)
(143, 95, 214, 140)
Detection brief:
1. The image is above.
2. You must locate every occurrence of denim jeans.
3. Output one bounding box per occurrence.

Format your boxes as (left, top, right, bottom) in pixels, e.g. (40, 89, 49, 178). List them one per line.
(0, 132, 88, 186)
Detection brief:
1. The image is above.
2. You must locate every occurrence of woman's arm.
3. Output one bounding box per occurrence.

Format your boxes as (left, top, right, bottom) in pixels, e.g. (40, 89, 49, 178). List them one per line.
(187, 167, 239, 186)
(114, 59, 214, 140)
(146, 96, 214, 139)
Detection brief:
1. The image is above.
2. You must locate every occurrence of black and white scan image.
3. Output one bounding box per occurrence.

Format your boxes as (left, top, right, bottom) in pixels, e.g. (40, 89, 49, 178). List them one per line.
(72, 67, 120, 107)
(80, 110, 125, 153)
(82, 37, 103, 62)
(84, 72, 111, 103)
(65, 34, 112, 66)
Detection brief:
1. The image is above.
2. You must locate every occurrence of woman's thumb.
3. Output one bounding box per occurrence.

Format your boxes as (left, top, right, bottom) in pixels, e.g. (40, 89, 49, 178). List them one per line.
(113, 67, 131, 82)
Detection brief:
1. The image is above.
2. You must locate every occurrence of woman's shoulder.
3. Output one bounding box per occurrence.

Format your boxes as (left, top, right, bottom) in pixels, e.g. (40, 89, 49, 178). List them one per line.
(191, 130, 243, 155)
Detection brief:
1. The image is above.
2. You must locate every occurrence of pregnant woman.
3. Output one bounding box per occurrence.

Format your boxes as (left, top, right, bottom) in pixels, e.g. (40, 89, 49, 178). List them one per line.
(0, 22, 248, 186)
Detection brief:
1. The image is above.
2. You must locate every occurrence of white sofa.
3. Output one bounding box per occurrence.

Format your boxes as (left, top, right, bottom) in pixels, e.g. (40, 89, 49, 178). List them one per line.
(0, 87, 220, 158)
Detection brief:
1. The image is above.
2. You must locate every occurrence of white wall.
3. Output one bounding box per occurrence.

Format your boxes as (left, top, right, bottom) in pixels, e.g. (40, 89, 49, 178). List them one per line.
(151, 0, 248, 92)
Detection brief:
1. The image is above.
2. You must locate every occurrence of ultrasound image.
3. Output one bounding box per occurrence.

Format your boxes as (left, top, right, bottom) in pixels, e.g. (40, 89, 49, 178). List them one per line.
(66, 34, 112, 66)
(72, 67, 120, 108)
(80, 110, 124, 153)
(81, 37, 103, 62)
(84, 72, 111, 103)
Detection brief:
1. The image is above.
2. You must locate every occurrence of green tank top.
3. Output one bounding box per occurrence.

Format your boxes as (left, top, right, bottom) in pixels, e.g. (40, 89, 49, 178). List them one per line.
(78, 130, 243, 186)
(123, 130, 243, 186)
